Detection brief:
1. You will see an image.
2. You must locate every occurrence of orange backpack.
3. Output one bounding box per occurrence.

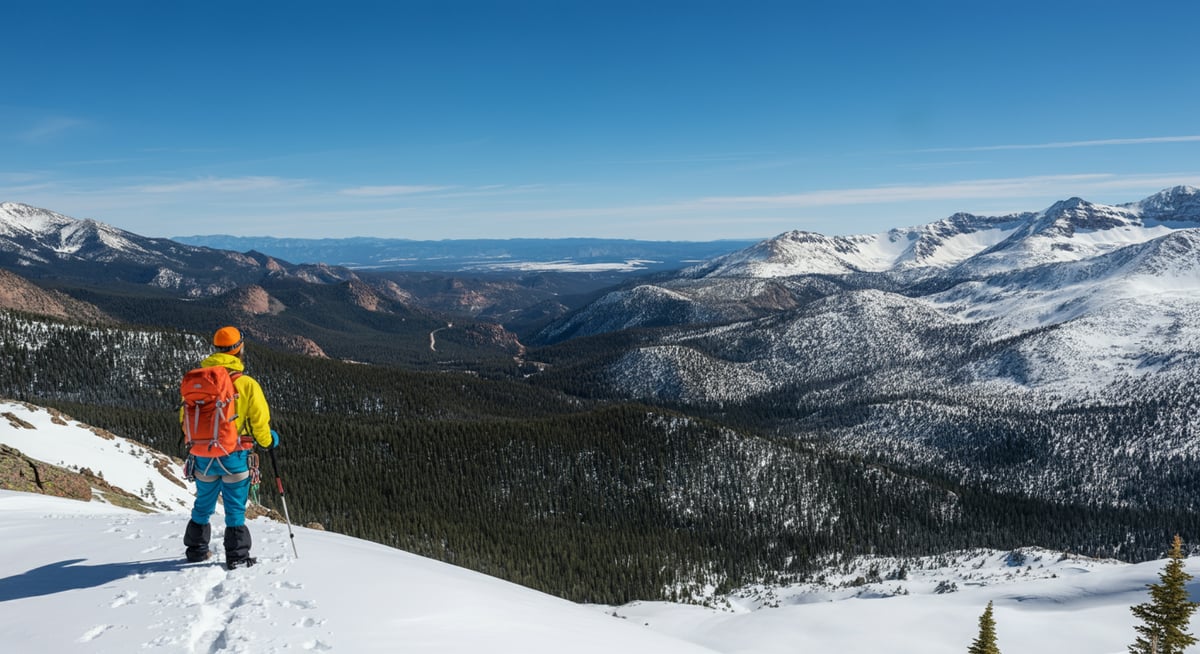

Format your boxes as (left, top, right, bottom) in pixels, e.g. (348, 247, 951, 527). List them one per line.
(180, 366, 248, 456)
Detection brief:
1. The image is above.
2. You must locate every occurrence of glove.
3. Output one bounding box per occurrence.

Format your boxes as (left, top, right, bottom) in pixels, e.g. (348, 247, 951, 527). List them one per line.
(269, 429, 280, 449)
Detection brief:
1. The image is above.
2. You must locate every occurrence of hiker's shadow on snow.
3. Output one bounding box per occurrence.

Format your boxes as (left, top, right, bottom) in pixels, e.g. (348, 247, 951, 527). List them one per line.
(0, 558, 194, 602)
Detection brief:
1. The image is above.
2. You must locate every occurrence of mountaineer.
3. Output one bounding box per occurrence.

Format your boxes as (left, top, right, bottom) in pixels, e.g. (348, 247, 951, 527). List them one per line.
(180, 326, 278, 569)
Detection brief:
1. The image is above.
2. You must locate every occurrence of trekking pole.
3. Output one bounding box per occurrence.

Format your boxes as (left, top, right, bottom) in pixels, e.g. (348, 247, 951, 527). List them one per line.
(269, 448, 299, 558)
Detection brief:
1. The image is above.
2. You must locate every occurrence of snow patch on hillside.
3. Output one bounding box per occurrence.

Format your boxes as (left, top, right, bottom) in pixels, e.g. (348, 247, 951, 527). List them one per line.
(0, 400, 195, 512)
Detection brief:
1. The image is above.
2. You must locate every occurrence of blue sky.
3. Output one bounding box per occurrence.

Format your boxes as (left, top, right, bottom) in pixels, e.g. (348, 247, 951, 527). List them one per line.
(3, 0, 1199, 241)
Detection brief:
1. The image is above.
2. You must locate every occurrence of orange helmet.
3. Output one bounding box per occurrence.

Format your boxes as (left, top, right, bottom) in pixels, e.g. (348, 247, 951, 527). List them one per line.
(212, 326, 244, 356)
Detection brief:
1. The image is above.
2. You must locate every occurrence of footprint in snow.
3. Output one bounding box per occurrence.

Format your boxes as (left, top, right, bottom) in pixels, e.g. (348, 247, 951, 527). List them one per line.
(144, 633, 179, 648)
(78, 624, 114, 643)
(274, 580, 304, 590)
(110, 590, 137, 608)
(302, 639, 333, 651)
(104, 518, 133, 533)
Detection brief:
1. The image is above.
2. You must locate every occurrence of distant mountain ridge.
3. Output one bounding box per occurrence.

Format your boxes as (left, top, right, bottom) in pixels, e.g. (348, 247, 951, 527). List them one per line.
(172, 234, 760, 273)
(542, 185, 1200, 380)
(685, 186, 1200, 279)
(0, 202, 530, 365)
(0, 202, 760, 358)
(547, 186, 1200, 343)
(0, 202, 358, 297)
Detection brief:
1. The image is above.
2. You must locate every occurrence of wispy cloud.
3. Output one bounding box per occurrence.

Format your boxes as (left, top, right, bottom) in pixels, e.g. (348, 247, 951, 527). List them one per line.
(367, 173, 1200, 227)
(339, 184, 454, 197)
(922, 135, 1200, 153)
(0, 171, 55, 197)
(0, 171, 47, 184)
(695, 173, 1200, 209)
(135, 176, 306, 193)
(17, 117, 88, 142)
(425, 184, 551, 200)
(0, 183, 56, 196)
(621, 151, 774, 165)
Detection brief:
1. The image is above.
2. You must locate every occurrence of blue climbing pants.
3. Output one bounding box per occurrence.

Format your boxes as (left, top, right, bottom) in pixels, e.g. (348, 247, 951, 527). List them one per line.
(190, 449, 251, 527)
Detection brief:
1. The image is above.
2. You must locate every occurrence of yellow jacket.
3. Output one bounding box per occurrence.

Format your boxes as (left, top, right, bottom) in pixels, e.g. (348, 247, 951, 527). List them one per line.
(180, 353, 274, 450)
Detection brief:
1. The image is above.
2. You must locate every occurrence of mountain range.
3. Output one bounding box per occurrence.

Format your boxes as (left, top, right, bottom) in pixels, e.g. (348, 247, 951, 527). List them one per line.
(0, 202, 746, 363)
(0, 202, 578, 365)
(539, 187, 1200, 392)
(0, 202, 361, 297)
(2, 187, 1200, 605)
(683, 186, 1200, 279)
(531, 186, 1200, 512)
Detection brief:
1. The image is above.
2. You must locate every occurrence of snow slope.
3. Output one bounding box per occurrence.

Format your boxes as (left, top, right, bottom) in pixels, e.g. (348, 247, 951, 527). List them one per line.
(0, 492, 719, 654)
(3, 399, 1199, 654)
(0, 400, 714, 653)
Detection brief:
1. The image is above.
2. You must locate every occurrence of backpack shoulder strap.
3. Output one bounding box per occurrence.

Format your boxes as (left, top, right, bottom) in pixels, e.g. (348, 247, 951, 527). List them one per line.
(225, 370, 257, 446)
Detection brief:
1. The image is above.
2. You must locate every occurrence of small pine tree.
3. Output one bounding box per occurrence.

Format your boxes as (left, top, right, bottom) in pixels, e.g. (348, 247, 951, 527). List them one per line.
(1129, 535, 1199, 654)
(968, 600, 1001, 654)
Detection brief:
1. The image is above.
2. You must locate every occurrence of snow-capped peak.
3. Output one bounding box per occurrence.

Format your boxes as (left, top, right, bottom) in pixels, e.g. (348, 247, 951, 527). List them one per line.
(0, 202, 78, 238)
(0, 201, 156, 259)
(688, 230, 911, 278)
(1029, 197, 1138, 236)
(1124, 185, 1200, 223)
(691, 213, 1028, 279)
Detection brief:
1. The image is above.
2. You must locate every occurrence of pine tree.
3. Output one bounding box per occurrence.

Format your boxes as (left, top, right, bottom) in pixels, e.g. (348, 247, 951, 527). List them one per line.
(1130, 535, 1199, 654)
(967, 601, 1001, 654)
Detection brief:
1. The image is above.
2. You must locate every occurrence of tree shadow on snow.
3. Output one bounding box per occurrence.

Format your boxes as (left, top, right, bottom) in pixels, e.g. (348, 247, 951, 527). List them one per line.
(0, 558, 198, 602)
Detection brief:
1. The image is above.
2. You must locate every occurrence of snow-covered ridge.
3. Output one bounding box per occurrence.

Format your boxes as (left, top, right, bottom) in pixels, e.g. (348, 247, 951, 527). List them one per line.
(0, 202, 156, 260)
(692, 185, 1200, 278)
(1125, 184, 1200, 222)
(0, 201, 78, 237)
(0, 202, 364, 299)
(552, 185, 1200, 401)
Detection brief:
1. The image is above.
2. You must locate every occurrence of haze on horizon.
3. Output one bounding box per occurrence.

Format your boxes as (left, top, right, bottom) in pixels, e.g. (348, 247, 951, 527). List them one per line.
(2, 0, 1198, 242)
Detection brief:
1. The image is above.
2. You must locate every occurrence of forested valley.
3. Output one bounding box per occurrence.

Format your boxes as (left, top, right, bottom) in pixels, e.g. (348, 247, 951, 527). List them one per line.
(2, 308, 1196, 604)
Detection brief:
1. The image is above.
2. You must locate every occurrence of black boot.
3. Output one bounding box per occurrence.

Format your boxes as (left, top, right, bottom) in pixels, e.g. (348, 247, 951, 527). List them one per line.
(184, 520, 211, 562)
(224, 525, 254, 569)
